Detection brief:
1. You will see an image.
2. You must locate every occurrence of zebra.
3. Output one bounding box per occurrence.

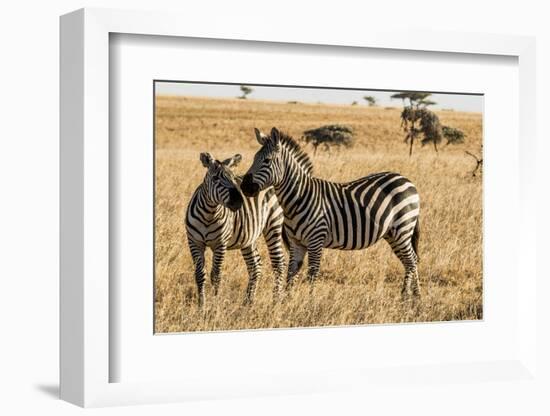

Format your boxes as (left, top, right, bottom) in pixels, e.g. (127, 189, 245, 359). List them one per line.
(185, 152, 286, 307)
(241, 127, 421, 299)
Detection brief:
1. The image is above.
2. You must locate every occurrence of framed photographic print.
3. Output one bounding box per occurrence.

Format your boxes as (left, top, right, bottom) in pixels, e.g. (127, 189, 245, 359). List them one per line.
(60, 8, 539, 408)
(153, 81, 483, 333)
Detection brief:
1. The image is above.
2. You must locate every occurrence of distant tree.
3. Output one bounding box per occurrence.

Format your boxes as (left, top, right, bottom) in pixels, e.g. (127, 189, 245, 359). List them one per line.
(418, 99, 437, 107)
(392, 92, 436, 156)
(392, 92, 465, 156)
(351, 101, 358, 106)
(302, 124, 354, 155)
(418, 109, 443, 153)
(391, 92, 433, 108)
(442, 126, 465, 145)
(363, 95, 377, 106)
(239, 85, 253, 99)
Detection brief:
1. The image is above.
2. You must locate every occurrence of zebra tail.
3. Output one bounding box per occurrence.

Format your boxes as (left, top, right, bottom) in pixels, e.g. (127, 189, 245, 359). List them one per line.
(412, 218, 420, 262)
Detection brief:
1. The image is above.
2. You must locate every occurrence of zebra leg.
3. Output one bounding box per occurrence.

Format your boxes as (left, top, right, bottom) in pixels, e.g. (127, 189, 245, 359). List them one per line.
(385, 235, 420, 299)
(210, 245, 226, 296)
(188, 239, 207, 307)
(410, 268, 420, 298)
(286, 242, 306, 290)
(265, 236, 286, 302)
(241, 245, 262, 304)
(306, 242, 324, 287)
(263, 217, 286, 302)
(409, 243, 420, 297)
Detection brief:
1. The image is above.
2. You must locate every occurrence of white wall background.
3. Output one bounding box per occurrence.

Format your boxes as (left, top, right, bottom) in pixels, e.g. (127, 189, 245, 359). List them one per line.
(0, 1, 548, 415)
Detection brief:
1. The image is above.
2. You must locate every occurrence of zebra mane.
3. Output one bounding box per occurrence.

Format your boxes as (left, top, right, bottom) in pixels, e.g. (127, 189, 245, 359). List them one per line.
(278, 131, 314, 176)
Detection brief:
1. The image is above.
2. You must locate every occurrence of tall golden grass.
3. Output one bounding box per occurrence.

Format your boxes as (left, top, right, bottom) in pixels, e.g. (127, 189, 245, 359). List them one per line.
(155, 95, 482, 333)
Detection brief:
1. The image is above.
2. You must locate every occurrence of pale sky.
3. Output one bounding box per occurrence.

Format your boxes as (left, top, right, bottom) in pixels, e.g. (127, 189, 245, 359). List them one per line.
(155, 81, 483, 113)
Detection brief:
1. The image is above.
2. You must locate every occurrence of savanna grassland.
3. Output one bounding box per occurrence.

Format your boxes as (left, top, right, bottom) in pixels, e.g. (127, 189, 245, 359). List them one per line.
(155, 95, 483, 333)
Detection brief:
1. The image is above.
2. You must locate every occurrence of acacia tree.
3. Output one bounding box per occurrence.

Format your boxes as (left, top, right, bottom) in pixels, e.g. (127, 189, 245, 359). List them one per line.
(391, 92, 433, 108)
(363, 95, 377, 106)
(392, 92, 465, 156)
(391, 92, 436, 156)
(418, 109, 443, 153)
(442, 126, 465, 145)
(302, 124, 354, 155)
(239, 85, 253, 99)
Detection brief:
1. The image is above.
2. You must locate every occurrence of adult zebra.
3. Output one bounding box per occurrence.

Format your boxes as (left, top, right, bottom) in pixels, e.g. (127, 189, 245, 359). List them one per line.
(241, 128, 421, 298)
(186, 152, 286, 307)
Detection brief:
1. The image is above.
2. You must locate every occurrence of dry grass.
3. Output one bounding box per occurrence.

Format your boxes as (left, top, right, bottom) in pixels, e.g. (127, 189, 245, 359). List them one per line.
(155, 95, 483, 333)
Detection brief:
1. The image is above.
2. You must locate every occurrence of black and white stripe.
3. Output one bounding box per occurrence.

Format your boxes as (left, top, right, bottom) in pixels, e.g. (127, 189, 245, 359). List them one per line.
(186, 152, 285, 306)
(241, 128, 421, 298)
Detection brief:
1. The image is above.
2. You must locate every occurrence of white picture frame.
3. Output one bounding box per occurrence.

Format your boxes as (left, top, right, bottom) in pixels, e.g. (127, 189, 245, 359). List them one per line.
(60, 7, 538, 408)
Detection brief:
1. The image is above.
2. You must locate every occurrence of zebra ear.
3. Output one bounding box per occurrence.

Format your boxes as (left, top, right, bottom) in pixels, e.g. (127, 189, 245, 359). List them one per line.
(222, 154, 242, 168)
(200, 152, 214, 168)
(254, 128, 267, 145)
(271, 127, 281, 148)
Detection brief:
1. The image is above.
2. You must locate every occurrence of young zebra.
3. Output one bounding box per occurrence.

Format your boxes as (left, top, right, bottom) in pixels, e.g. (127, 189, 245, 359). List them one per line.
(241, 128, 421, 299)
(185, 152, 286, 307)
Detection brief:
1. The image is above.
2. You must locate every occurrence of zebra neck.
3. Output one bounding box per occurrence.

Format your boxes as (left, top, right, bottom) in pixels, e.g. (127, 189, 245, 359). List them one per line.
(276, 159, 315, 218)
(197, 187, 226, 222)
